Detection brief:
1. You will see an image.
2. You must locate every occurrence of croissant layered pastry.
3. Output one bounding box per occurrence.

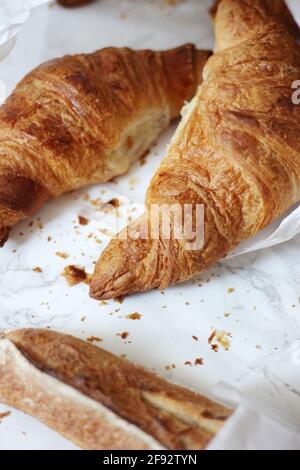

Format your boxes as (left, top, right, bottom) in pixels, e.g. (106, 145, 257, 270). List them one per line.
(0, 329, 232, 450)
(0, 45, 211, 246)
(90, 0, 300, 300)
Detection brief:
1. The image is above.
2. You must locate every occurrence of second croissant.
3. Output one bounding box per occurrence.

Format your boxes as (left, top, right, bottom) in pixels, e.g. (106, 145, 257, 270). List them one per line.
(0, 45, 210, 246)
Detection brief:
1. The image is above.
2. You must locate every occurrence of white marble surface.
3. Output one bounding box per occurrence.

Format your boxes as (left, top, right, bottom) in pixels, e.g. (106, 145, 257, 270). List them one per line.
(0, 0, 300, 450)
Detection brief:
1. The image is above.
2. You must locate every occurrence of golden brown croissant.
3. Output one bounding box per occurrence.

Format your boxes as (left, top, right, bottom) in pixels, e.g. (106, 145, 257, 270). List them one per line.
(0, 45, 211, 247)
(90, 0, 300, 300)
(0, 328, 232, 450)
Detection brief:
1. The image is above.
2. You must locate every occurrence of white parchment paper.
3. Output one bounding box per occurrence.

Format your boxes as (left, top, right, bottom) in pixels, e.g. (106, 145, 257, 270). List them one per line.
(0, 0, 300, 451)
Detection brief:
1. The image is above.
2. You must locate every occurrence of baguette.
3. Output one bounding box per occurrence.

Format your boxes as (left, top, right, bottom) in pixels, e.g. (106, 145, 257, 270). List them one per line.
(0, 45, 211, 246)
(0, 329, 232, 450)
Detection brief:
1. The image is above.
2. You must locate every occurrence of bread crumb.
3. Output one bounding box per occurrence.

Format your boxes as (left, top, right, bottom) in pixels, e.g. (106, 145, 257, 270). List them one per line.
(194, 358, 204, 366)
(0, 411, 11, 422)
(56, 251, 69, 259)
(62, 265, 90, 286)
(117, 332, 129, 340)
(107, 198, 120, 208)
(126, 312, 142, 320)
(33, 266, 42, 273)
(87, 336, 103, 343)
(227, 288, 235, 294)
(208, 328, 231, 351)
(78, 215, 89, 226)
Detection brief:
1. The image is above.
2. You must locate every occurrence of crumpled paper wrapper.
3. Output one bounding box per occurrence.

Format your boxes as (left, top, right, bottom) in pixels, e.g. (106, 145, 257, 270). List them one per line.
(0, 0, 300, 451)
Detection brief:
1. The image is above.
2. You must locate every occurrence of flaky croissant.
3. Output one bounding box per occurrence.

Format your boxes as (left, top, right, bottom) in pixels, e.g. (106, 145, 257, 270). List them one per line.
(0, 45, 211, 246)
(90, 0, 300, 300)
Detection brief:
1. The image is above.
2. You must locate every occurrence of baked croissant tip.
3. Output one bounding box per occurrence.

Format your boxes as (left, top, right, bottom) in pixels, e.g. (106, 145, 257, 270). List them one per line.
(0, 227, 10, 247)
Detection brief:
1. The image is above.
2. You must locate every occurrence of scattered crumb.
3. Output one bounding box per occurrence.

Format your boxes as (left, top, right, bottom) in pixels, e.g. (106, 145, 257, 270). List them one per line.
(194, 358, 204, 366)
(56, 251, 69, 259)
(185, 301, 190, 306)
(28, 221, 33, 228)
(87, 336, 103, 343)
(192, 335, 198, 341)
(100, 301, 108, 306)
(117, 332, 129, 340)
(19, 232, 24, 237)
(107, 198, 120, 208)
(115, 296, 125, 304)
(12, 249, 17, 253)
(33, 266, 42, 273)
(0, 411, 11, 422)
(253, 305, 257, 311)
(47, 236, 52, 242)
(208, 329, 231, 351)
(80, 316, 86, 322)
(184, 361, 192, 367)
(126, 312, 142, 320)
(78, 215, 89, 226)
(227, 288, 235, 294)
(224, 312, 231, 318)
(120, 353, 127, 359)
(165, 364, 176, 371)
(37, 222, 43, 230)
(62, 265, 91, 287)
(255, 345, 262, 351)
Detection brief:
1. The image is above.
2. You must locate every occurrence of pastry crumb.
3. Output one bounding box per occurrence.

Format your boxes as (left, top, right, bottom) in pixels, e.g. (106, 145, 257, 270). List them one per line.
(56, 251, 69, 259)
(194, 358, 204, 366)
(78, 215, 89, 226)
(33, 266, 42, 273)
(86, 336, 103, 343)
(126, 312, 142, 320)
(117, 332, 129, 340)
(208, 328, 231, 351)
(0, 411, 11, 422)
(62, 265, 90, 286)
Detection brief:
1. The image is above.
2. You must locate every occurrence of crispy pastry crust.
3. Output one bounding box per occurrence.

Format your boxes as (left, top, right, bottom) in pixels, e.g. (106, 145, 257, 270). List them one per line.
(90, 0, 300, 299)
(0, 45, 211, 244)
(0, 329, 232, 450)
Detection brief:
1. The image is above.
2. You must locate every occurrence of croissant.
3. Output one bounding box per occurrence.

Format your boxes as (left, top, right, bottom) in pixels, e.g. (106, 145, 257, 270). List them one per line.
(0, 45, 211, 246)
(90, 0, 300, 300)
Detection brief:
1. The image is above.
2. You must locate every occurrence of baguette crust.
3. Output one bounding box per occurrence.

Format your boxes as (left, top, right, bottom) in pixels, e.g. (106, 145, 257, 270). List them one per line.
(90, 0, 300, 299)
(0, 45, 211, 244)
(0, 329, 232, 450)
